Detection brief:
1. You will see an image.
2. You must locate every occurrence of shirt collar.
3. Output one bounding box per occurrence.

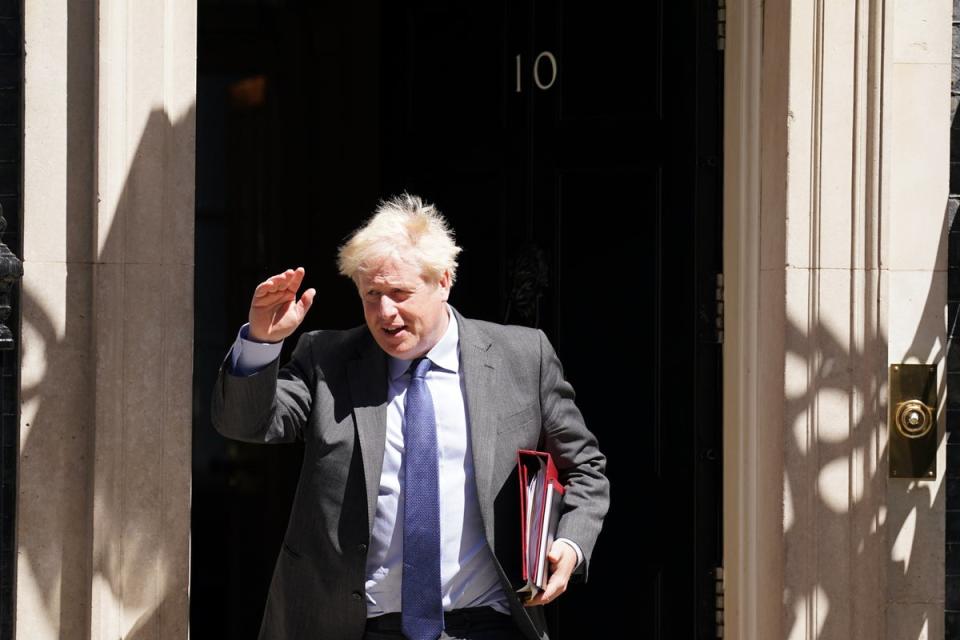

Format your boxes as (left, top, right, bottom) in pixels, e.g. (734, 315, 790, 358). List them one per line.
(387, 305, 460, 380)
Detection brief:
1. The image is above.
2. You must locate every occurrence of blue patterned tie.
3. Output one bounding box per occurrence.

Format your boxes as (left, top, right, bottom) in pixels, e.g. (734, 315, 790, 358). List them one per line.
(401, 357, 443, 640)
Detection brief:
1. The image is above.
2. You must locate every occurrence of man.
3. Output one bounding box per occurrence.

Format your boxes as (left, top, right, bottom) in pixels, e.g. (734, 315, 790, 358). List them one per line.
(211, 194, 609, 640)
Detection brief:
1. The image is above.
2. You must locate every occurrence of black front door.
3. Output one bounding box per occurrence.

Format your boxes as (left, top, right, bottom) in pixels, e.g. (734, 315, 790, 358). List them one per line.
(193, 1, 722, 637)
(378, 1, 723, 635)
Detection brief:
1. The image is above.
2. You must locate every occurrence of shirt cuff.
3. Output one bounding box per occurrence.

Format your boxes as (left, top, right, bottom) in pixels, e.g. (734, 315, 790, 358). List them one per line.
(554, 538, 584, 570)
(230, 323, 283, 376)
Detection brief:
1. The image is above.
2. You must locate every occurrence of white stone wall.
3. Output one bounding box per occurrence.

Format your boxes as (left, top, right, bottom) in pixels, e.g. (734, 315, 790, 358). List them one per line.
(18, 1, 195, 638)
(725, 1, 950, 638)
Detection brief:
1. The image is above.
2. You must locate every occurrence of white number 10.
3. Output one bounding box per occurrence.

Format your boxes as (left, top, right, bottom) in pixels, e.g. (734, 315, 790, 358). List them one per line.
(515, 52, 558, 93)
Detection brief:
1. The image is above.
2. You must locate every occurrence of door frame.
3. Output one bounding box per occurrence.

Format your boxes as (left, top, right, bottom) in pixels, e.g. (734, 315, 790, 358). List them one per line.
(722, 1, 776, 638)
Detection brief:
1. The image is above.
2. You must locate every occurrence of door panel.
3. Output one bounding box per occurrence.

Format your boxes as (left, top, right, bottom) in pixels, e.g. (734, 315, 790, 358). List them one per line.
(380, 1, 721, 637)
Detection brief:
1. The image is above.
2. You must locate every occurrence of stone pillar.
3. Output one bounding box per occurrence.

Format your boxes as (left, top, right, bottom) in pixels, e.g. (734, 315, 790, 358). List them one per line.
(18, 1, 195, 638)
(881, 0, 950, 636)
(776, 0, 890, 636)
(725, 0, 949, 638)
(18, 0, 96, 636)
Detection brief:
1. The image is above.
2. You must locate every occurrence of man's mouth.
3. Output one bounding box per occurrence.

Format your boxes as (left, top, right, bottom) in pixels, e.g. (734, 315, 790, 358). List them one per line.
(383, 326, 406, 336)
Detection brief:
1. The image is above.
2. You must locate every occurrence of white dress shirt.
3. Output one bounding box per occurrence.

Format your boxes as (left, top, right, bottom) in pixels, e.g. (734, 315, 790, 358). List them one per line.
(229, 307, 582, 618)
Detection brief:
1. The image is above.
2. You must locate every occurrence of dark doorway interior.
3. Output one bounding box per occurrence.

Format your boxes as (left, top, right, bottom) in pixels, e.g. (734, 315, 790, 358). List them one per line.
(193, 1, 722, 638)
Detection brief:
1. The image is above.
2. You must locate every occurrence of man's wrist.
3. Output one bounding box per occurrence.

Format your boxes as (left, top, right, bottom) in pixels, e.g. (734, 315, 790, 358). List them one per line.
(555, 538, 584, 569)
(232, 323, 284, 375)
(242, 324, 282, 344)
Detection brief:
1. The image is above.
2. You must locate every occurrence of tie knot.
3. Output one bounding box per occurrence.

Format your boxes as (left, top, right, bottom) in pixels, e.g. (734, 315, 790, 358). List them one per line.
(410, 357, 432, 380)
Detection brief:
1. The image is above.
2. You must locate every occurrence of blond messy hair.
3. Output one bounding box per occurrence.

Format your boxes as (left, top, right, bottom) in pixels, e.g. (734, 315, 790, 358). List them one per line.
(337, 193, 462, 284)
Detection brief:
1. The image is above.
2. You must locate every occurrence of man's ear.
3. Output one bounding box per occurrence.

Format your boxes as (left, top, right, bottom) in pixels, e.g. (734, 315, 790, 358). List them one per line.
(438, 270, 452, 301)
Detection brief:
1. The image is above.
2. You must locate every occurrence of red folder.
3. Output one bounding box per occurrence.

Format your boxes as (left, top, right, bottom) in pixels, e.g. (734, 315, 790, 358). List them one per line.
(517, 449, 565, 600)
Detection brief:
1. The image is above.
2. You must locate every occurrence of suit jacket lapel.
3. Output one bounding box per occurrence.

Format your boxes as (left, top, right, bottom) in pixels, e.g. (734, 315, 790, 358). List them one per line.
(346, 332, 389, 539)
(453, 308, 500, 545)
(345, 311, 503, 545)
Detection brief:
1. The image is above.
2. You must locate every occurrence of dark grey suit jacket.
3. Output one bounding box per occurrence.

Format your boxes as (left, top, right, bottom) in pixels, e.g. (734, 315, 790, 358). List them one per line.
(211, 308, 609, 640)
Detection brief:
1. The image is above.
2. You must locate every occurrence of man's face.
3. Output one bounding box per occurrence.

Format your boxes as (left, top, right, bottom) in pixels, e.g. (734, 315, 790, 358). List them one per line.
(357, 254, 451, 360)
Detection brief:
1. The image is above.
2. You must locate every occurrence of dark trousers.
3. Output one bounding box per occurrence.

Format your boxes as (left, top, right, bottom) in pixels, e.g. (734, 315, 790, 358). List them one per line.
(363, 606, 527, 640)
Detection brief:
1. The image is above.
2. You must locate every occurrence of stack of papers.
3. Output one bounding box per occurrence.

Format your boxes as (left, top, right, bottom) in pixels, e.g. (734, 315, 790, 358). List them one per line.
(516, 449, 564, 601)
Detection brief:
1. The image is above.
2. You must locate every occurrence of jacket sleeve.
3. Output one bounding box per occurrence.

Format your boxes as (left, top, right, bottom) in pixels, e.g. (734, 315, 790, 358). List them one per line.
(210, 331, 316, 444)
(537, 329, 610, 582)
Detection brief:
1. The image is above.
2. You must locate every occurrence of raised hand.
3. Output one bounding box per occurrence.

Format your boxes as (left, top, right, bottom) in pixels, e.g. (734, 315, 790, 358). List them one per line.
(248, 267, 316, 343)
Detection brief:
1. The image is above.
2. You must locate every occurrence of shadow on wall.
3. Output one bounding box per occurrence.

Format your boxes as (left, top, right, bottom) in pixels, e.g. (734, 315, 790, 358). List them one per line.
(779, 190, 949, 635)
(18, 105, 195, 639)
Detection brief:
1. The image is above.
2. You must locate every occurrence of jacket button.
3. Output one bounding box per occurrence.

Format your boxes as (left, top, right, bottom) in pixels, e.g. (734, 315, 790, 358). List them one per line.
(351, 591, 363, 602)
(357, 543, 368, 554)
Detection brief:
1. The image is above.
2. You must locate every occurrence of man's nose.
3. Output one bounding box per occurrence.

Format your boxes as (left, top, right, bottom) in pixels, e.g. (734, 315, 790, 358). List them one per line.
(379, 295, 397, 318)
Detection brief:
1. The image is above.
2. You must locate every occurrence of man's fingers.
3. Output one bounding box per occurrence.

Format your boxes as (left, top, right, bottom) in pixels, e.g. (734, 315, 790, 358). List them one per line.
(523, 593, 544, 607)
(522, 581, 563, 607)
(298, 288, 316, 316)
(537, 572, 568, 604)
(523, 543, 575, 607)
(523, 581, 562, 607)
(252, 291, 297, 307)
(288, 267, 306, 292)
(254, 268, 301, 297)
(253, 278, 285, 297)
(277, 268, 301, 291)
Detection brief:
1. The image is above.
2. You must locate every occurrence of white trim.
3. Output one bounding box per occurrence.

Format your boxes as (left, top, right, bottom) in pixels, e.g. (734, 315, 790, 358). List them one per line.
(723, 1, 766, 639)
